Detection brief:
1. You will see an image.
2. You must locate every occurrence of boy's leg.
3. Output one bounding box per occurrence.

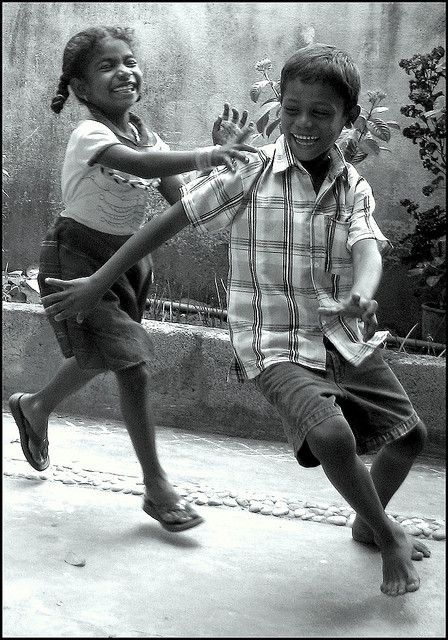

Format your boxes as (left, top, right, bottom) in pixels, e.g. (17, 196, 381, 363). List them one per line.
(115, 362, 202, 528)
(306, 416, 422, 596)
(352, 420, 430, 558)
(9, 356, 103, 466)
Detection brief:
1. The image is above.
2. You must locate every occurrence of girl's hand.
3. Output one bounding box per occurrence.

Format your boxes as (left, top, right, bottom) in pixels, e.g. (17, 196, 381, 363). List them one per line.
(318, 292, 379, 341)
(212, 102, 256, 146)
(41, 276, 105, 323)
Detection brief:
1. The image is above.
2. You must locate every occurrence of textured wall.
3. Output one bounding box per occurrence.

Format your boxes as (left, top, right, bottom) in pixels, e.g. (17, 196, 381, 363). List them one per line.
(2, 303, 446, 458)
(2, 2, 446, 334)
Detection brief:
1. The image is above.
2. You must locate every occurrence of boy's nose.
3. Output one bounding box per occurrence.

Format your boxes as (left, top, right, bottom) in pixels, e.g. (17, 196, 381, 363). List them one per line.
(294, 112, 312, 128)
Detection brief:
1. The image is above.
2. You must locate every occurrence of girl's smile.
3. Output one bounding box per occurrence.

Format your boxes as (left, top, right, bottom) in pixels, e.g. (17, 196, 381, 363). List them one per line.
(74, 37, 142, 126)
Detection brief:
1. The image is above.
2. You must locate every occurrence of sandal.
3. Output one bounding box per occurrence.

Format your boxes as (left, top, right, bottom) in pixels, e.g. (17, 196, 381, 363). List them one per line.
(8, 393, 50, 471)
(143, 496, 204, 532)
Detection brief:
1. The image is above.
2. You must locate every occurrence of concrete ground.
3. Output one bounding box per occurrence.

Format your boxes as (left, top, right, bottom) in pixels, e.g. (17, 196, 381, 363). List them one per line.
(2, 410, 446, 638)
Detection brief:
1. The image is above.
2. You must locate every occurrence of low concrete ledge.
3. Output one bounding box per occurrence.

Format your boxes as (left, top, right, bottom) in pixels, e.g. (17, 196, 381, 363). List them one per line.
(2, 302, 446, 457)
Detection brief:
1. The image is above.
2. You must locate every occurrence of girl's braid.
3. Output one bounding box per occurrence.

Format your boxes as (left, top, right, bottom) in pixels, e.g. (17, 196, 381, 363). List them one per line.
(50, 26, 136, 114)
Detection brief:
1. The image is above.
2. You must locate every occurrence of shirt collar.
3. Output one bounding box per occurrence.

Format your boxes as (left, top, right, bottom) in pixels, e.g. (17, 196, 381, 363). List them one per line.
(272, 134, 348, 182)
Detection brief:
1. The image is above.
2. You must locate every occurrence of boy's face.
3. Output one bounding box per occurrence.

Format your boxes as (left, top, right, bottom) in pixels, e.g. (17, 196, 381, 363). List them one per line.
(280, 77, 357, 163)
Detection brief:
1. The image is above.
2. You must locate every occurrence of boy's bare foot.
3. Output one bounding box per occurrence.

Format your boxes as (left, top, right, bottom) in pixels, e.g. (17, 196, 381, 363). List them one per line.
(352, 514, 431, 560)
(378, 524, 422, 596)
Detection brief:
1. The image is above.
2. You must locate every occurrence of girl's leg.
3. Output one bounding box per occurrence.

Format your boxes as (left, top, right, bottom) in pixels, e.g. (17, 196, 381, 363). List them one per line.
(306, 416, 421, 596)
(351, 421, 430, 558)
(11, 356, 103, 465)
(114, 362, 201, 526)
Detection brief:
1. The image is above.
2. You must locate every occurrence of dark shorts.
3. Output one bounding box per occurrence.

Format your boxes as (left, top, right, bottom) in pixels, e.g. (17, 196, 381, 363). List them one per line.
(254, 341, 420, 467)
(39, 217, 155, 371)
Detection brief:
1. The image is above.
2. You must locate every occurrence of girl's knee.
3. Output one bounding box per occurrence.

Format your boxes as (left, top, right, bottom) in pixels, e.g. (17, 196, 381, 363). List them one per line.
(306, 417, 356, 464)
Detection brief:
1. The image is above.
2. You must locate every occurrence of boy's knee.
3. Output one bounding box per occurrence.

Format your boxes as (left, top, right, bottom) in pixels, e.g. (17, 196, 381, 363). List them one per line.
(306, 417, 356, 464)
(390, 420, 427, 457)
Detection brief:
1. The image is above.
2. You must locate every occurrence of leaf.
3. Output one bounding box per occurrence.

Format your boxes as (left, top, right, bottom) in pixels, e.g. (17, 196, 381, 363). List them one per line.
(379, 146, 392, 152)
(265, 118, 281, 138)
(358, 137, 381, 155)
(256, 112, 270, 134)
(256, 99, 281, 121)
(367, 118, 391, 141)
(353, 114, 367, 130)
(386, 121, 401, 129)
(250, 80, 271, 103)
(351, 151, 369, 164)
(371, 106, 389, 113)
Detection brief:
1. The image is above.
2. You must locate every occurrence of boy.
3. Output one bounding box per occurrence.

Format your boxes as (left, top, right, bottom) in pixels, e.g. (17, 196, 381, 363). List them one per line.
(42, 44, 430, 595)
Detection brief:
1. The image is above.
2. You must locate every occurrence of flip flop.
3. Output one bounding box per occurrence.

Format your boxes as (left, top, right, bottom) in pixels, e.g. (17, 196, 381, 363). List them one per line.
(8, 393, 50, 471)
(143, 496, 204, 532)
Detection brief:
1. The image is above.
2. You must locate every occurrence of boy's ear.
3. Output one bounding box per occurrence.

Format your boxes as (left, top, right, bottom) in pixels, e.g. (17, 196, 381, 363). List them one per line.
(70, 77, 88, 101)
(345, 104, 361, 127)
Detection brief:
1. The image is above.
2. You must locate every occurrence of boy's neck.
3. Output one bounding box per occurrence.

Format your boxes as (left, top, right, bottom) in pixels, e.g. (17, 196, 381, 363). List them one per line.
(300, 152, 331, 194)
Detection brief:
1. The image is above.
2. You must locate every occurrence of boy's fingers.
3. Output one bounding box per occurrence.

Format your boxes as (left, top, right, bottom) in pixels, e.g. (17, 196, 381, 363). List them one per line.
(240, 110, 248, 127)
(44, 277, 69, 289)
(222, 102, 230, 119)
(231, 108, 239, 123)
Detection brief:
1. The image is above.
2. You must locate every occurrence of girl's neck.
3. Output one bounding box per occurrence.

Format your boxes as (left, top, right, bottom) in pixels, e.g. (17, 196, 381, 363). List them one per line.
(88, 104, 131, 136)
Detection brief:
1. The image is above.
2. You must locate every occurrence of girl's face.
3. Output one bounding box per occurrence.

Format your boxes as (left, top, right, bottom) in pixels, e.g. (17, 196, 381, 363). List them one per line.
(78, 37, 143, 117)
(280, 77, 357, 163)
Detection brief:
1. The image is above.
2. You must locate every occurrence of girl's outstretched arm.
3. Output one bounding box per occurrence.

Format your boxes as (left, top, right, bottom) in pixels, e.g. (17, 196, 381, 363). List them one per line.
(42, 200, 189, 322)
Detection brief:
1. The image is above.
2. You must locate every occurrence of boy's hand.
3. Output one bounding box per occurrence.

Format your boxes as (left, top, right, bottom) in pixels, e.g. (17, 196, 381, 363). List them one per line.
(212, 102, 256, 146)
(318, 292, 378, 341)
(41, 276, 104, 324)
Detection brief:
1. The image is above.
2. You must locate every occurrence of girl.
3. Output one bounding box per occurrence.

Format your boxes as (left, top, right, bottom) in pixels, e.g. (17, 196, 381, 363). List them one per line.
(8, 25, 254, 533)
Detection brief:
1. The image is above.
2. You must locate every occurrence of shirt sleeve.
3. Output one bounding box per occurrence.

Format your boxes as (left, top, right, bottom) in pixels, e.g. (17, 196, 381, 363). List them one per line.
(68, 121, 122, 167)
(180, 154, 262, 233)
(346, 176, 392, 255)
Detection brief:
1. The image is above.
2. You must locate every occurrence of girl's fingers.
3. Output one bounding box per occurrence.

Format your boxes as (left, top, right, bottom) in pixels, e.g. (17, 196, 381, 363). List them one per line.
(44, 277, 70, 289)
(240, 110, 248, 127)
(222, 102, 230, 119)
(231, 108, 239, 123)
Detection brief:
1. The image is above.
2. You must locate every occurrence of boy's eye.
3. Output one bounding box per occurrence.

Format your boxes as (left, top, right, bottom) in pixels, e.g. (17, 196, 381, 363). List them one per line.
(125, 58, 137, 67)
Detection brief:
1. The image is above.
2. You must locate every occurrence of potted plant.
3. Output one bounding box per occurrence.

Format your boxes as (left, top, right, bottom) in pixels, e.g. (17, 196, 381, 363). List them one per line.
(397, 46, 446, 342)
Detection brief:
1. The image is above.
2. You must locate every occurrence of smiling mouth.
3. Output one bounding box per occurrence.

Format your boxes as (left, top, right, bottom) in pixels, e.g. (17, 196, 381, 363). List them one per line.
(292, 134, 319, 146)
(112, 83, 137, 94)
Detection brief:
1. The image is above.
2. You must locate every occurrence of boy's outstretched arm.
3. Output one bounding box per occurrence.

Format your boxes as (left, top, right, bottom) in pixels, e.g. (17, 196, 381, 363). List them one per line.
(42, 200, 189, 322)
(318, 238, 383, 341)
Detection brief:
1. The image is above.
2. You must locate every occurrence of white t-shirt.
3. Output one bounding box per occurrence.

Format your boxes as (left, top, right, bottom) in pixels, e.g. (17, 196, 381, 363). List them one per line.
(60, 118, 169, 235)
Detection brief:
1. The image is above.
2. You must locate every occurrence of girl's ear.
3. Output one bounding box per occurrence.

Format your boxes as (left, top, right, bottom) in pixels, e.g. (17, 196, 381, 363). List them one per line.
(70, 77, 88, 101)
(345, 104, 361, 127)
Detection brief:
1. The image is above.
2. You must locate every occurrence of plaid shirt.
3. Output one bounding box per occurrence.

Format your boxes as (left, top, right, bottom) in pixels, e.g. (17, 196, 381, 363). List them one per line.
(180, 135, 390, 381)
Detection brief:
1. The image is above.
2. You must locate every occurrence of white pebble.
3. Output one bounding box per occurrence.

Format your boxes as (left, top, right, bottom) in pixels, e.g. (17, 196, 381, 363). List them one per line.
(294, 508, 307, 518)
(432, 529, 446, 541)
(236, 498, 249, 508)
(326, 515, 347, 526)
(272, 506, 289, 517)
(260, 505, 273, 515)
(223, 498, 238, 507)
(208, 498, 223, 506)
(249, 502, 262, 513)
(312, 515, 324, 522)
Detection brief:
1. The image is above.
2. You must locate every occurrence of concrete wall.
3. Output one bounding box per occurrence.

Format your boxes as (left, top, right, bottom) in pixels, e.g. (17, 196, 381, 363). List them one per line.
(3, 302, 446, 458)
(2, 2, 446, 337)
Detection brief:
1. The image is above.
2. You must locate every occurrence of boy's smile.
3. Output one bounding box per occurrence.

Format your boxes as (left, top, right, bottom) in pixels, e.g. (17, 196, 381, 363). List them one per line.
(281, 77, 356, 163)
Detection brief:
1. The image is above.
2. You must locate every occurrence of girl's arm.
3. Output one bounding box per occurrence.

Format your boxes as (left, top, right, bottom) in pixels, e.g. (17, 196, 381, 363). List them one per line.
(98, 134, 255, 179)
(157, 174, 188, 205)
(42, 200, 190, 322)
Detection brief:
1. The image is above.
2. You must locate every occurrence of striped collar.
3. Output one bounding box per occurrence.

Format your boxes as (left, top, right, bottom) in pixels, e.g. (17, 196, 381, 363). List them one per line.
(272, 134, 349, 182)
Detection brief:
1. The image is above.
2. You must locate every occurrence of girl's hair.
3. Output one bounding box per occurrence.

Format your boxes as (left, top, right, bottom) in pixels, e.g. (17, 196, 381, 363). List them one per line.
(51, 26, 136, 114)
(280, 43, 361, 113)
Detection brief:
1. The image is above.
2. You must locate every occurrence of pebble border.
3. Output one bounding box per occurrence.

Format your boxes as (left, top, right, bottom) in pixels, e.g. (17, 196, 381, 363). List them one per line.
(4, 460, 446, 541)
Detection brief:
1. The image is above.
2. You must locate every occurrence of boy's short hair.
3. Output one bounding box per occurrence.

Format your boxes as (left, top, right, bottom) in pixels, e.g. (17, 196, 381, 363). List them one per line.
(280, 43, 361, 113)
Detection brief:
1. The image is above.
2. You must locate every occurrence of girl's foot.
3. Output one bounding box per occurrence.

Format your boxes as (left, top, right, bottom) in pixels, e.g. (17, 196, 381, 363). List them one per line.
(352, 514, 431, 560)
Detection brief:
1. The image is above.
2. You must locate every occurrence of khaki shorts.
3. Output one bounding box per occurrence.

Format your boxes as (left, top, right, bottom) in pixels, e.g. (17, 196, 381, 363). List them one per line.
(254, 342, 420, 467)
